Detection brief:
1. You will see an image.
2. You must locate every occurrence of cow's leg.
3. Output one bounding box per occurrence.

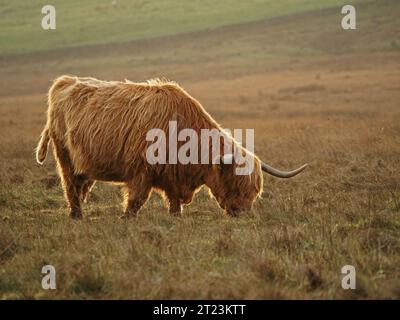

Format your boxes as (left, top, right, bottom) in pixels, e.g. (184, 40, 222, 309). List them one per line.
(52, 140, 82, 219)
(169, 199, 182, 215)
(74, 175, 87, 202)
(74, 175, 95, 203)
(166, 194, 182, 215)
(121, 180, 151, 219)
(79, 179, 95, 203)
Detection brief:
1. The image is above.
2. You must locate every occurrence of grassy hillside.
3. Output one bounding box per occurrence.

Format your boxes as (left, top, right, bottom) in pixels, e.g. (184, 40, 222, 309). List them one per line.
(0, 0, 398, 98)
(0, 0, 360, 54)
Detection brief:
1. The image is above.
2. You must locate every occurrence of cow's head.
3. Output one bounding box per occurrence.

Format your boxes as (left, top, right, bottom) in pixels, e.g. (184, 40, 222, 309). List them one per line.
(206, 152, 263, 216)
(206, 149, 308, 216)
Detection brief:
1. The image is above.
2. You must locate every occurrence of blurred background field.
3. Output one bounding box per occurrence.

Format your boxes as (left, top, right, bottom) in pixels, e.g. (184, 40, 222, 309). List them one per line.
(0, 0, 399, 299)
(1, 0, 362, 54)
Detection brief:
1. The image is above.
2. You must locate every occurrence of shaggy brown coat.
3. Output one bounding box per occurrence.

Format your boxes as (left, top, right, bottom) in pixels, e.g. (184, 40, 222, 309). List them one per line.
(36, 76, 265, 218)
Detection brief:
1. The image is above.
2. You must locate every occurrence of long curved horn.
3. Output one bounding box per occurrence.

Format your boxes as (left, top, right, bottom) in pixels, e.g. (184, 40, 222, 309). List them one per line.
(261, 161, 308, 178)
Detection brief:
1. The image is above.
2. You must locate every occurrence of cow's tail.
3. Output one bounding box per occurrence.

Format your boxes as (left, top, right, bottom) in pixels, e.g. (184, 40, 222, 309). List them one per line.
(36, 75, 77, 165)
(36, 126, 50, 164)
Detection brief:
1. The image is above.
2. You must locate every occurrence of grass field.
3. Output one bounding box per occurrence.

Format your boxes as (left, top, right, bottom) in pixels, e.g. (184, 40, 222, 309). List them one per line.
(1, 0, 359, 54)
(0, 0, 400, 299)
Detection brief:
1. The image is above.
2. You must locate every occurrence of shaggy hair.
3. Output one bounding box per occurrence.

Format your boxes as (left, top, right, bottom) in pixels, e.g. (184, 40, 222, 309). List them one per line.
(36, 75, 263, 218)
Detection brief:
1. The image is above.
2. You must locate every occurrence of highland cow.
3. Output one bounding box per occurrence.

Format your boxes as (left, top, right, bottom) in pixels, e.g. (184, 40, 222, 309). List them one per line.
(36, 75, 307, 219)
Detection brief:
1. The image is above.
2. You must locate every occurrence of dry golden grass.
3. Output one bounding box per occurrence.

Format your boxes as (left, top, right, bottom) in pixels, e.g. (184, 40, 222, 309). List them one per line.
(0, 1, 399, 299)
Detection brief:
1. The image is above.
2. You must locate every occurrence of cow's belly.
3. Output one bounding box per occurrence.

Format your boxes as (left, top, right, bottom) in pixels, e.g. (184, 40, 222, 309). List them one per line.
(84, 169, 127, 182)
(68, 147, 129, 182)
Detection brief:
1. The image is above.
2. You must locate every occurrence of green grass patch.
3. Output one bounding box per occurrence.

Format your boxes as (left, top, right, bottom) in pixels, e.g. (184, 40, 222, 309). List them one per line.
(0, 0, 360, 54)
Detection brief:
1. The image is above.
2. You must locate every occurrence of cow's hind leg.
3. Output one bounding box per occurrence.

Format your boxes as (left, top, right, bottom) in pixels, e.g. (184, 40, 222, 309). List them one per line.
(76, 177, 95, 203)
(121, 179, 152, 219)
(52, 140, 82, 219)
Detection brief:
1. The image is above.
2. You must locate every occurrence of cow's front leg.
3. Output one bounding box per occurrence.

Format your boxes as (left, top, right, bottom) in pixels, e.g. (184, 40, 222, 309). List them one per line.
(168, 197, 182, 215)
(121, 182, 151, 219)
